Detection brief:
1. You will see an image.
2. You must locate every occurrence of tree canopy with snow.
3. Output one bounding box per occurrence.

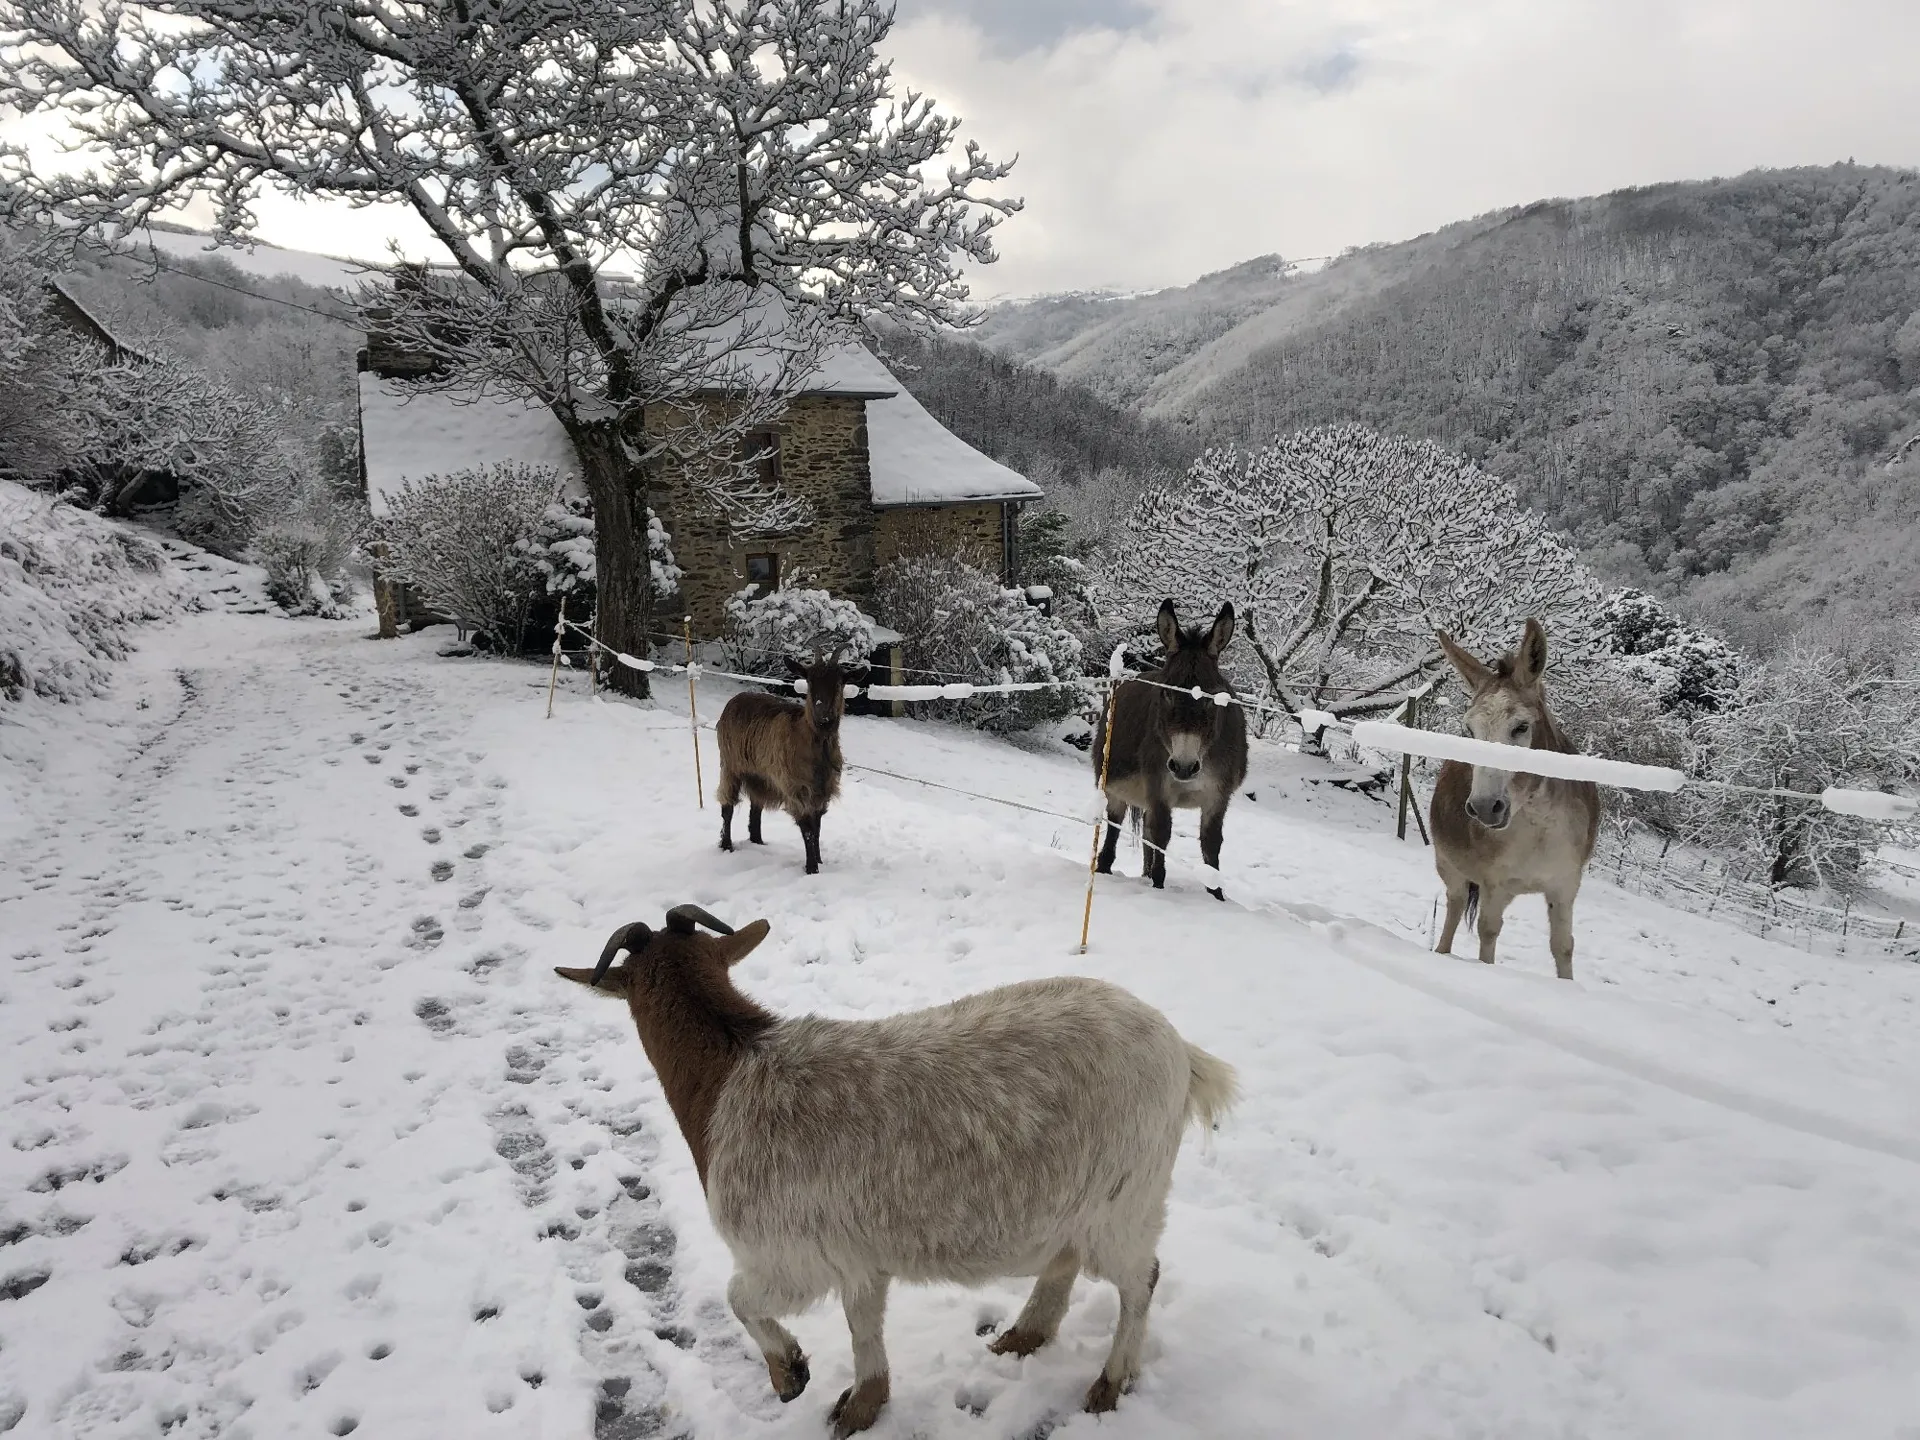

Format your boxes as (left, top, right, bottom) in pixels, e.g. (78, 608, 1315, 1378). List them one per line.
(0, 0, 1018, 692)
(1100, 425, 1604, 720)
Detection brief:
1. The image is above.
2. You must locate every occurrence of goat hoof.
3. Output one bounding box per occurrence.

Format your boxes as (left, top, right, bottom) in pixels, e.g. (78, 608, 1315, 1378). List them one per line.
(1206, 886, 1225, 902)
(773, 1352, 809, 1403)
(1095, 860, 1113, 875)
(987, 1325, 1047, 1358)
(828, 1377, 889, 1437)
(1084, 1373, 1128, 1414)
(720, 839, 734, 853)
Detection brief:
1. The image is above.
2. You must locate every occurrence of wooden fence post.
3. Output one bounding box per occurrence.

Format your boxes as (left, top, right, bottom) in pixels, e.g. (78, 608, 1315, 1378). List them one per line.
(1079, 673, 1122, 955)
(683, 615, 705, 809)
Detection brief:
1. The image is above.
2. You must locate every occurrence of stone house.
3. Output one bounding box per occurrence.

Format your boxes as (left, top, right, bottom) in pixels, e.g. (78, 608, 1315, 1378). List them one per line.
(356, 328, 1041, 638)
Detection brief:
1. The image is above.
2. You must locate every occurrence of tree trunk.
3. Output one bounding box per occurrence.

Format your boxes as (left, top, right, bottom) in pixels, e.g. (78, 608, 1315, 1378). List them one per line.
(570, 419, 651, 699)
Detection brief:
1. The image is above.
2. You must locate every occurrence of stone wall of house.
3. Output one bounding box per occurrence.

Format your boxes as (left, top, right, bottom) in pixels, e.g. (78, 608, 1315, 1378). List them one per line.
(873, 502, 1008, 577)
(648, 395, 876, 636)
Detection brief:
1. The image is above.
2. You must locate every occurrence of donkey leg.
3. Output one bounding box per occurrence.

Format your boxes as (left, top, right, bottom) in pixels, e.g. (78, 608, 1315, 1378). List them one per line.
(728, 1270, 810, 1403)
(718, 772, 740, 852)
(990, 1246, 1079, 1357)
(1435, 882, 1469, 954)
(1199, 804, 1227, 902)
(1096, 801, 1125, 874)
(748, 802, 765, 845)
(1546, 888, 1578, 981)
(1475, 887, 1512, 966)
(830, 1273, 892, 1438)
(1143, 805, 1173, 889)
(1085, 1256, 1159, 1413)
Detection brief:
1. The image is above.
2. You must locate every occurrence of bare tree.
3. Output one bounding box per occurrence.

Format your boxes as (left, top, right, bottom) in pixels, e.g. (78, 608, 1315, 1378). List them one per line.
(1, 0, 1017, 692)
(1102, 426, 1604, 719)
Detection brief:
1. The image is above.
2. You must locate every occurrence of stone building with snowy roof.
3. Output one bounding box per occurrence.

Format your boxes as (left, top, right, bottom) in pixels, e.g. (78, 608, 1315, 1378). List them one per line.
(357, 319, 1041, 636)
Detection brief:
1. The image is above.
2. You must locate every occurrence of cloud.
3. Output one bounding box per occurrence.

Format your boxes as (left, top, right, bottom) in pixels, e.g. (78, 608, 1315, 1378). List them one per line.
(888, 0, 1920, 298)
(898, 0, 1154, 54)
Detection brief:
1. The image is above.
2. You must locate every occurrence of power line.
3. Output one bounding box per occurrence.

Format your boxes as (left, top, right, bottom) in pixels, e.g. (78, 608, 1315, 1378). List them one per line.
(107, 241, 365, 328)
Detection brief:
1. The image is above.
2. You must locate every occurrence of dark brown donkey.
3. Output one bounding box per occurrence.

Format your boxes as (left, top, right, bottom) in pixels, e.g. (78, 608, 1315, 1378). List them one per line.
(1095, 599, 1248, 900)
(716, 650, 866, 875)
(1429, 618, 1601, 979)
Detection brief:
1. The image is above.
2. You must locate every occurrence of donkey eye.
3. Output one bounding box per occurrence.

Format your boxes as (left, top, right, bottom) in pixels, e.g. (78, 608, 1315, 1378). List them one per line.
(1510, 721, 1530, 739)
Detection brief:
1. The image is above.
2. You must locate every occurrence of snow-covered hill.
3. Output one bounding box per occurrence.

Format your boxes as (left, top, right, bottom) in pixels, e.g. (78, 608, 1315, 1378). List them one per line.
(3, 602, 1917, 1438)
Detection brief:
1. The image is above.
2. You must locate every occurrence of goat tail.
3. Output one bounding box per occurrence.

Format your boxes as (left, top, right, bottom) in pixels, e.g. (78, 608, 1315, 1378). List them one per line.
(1183, 1042, 1240, 1133)
(1464, 882, 1481, 926)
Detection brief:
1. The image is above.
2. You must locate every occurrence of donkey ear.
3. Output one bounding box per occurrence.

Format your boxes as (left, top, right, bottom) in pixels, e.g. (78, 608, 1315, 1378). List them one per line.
(1156, 599, 1181, 654)
(1435, 630, 1493, 692)
(712, 918, 770, 967)
(555, 965, 632, 996)
(1206, 603, 1236, 656)
(1514, 618, 1549, 686)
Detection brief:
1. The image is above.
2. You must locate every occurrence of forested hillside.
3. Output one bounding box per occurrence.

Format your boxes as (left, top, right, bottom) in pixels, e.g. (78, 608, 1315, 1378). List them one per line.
(972, 166, 1920, 644)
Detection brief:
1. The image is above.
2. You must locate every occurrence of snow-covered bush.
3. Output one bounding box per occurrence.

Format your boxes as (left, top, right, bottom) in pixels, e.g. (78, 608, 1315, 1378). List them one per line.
(1552, 656, 1695, 837)
(723, 581, 874, 677)
(1599, 588, 1738, 717)
(1100, 426, 1604, 722)
(365, 462, 561, 650)
(517, 499, 681, 617)
(254, 509, 356, 617)
(1684, 641, 1911, 892)
(870, 552, 1086, 733)
(0, 481, 185, 702)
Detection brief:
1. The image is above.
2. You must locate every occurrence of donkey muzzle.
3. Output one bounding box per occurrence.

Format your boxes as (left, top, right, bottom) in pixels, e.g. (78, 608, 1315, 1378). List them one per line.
(1465, 795, 1511, 829)
(1167, 757, 1202, 782)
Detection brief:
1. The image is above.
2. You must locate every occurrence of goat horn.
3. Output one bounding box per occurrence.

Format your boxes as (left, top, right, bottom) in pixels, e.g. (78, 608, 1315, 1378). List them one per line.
(664, 904, 735, 936)
(592, 921, 652, 985)
(828, 641, 846, 666)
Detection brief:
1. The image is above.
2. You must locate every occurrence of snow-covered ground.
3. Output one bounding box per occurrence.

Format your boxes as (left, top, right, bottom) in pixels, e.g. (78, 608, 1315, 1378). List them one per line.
(4, 575, 1920, 1439)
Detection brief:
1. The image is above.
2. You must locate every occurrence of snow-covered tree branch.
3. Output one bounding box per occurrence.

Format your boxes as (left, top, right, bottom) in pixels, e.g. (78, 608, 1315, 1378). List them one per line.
(0, 0, 1019, 692)
(1099, 426, 1605, 719)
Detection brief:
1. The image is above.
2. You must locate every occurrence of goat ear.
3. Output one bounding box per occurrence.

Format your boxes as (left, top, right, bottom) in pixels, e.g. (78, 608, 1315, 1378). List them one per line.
(1156, 598, 1180, 654)
(711, 918, 771, 967)
(1206, 602, 1235, 656)
(1435, 630, 1493, 693)
(555, 965, 632, 996)
(784, 655, 806, 678)
(1514, 618, 1549, 686)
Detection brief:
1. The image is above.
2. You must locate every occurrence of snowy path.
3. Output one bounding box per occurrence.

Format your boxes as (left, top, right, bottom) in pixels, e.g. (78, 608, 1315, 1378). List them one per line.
(3, 610, 1919, 1439)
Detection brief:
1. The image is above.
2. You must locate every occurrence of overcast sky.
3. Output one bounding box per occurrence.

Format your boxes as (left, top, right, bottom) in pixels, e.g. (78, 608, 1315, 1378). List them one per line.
(884, 0, 1920, 297)
(11, 0, 1918, 300)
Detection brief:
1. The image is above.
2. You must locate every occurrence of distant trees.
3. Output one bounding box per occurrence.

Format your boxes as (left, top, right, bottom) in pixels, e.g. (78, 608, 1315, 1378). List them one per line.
(1100, 426, 1604, 720)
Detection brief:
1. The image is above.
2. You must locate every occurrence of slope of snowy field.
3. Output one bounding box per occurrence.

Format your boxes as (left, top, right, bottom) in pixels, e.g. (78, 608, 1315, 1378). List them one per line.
(3, 599, 1918, 1440)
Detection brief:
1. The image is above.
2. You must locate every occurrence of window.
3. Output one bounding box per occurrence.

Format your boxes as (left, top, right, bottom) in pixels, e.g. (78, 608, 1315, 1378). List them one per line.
(741, 428, 782, 490)
(745, 552, 780, 597)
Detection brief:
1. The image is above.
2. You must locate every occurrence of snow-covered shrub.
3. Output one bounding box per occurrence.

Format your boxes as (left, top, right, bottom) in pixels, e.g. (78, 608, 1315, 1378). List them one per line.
(365, 461, 561, 650)
(723, 581, 874, 677)
(517, 499, 681, 617)
(0, 481, 185, 702)
(870, 552, 1086, 733)
(1553, 656, 1694, 837)
(1599, 588, 1738, 717)
(1684, 641, 1910, 892)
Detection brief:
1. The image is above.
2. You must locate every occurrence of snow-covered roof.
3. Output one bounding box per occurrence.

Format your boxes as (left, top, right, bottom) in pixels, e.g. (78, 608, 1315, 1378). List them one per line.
(864, 380, 1043, 507)
(358, 355, 1038, 516)
(357, 374, 586, 517)
(44, 275, 155, 365)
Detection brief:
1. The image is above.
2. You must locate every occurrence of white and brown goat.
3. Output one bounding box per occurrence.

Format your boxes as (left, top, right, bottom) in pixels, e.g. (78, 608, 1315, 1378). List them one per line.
(557, 906, 1237, 1437)
(715, 651, 864, 875)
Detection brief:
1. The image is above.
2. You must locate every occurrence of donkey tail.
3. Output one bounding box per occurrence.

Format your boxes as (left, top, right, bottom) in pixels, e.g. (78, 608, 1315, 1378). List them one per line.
(1127, 806, 1142, 839)
(1464, 882, 1481, 925)
(1184, 1043, 1240, 1133)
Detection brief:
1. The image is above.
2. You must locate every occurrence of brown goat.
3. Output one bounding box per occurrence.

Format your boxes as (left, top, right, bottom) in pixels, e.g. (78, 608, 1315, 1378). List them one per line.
(716, 651, 865, 874)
